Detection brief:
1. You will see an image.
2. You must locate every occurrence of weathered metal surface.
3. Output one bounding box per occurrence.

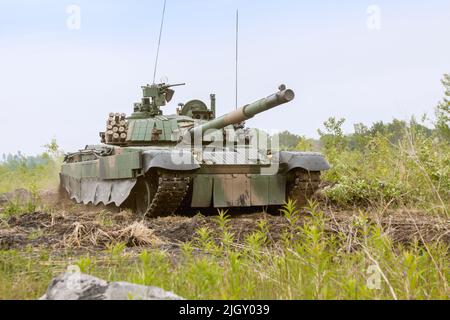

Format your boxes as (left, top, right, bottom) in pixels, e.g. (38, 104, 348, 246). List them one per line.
(60, 174, 136, 206)
(191, 175, 213, 207)
(142, 150, 200, 172)
(99, 152, 142, 180)
(61, 152, 142, 181)
(278, 151, 330, 172)
(190, 174, 286, 208)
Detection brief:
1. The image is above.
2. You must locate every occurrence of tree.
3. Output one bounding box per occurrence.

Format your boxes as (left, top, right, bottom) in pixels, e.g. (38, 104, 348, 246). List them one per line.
(435, 74, 450, 141)
(294, 136, 314, 151)
(349, 123, 370, 151)
(43, 138, 61, 158)
(276, 131, 302, 150)
(318, 117, 347, 152)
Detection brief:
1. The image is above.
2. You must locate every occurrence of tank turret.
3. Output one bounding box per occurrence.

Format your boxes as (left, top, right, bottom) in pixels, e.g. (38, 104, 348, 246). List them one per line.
(101, 83, 295, 145)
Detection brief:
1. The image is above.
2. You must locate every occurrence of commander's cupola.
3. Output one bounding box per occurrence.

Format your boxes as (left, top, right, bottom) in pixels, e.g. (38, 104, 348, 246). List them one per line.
(128, 83, 185, 119)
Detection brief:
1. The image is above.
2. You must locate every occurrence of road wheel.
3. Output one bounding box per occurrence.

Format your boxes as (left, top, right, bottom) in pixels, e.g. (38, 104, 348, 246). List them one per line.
(134, 173, 158, 217)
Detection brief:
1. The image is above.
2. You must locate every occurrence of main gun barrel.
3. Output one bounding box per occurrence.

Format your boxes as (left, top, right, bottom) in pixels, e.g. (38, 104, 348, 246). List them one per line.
(190, 85, 295, 136)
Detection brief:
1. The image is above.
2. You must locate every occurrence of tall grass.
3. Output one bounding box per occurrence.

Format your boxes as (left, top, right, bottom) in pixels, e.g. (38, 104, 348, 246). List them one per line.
(0, 153, 61, 194)
(315, 119, 449, 215)
(0, 204, 448, 300)
(0, 153, 61, 217)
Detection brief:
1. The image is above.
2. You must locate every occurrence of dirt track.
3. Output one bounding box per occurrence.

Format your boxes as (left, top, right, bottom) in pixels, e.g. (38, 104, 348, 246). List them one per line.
(0, 190, 449, 252)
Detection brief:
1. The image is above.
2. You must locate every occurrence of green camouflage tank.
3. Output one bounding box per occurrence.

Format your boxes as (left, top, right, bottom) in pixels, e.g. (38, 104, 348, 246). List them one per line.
(60, 82, 330, 217)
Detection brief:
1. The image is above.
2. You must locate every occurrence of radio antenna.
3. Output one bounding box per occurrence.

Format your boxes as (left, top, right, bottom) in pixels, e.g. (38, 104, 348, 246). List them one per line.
(235, 10, 239, 110)
(152, 0, 167, 84)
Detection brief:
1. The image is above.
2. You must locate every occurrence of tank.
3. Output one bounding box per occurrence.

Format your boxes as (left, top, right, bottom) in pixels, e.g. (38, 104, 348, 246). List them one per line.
(60, 82, 330, 217)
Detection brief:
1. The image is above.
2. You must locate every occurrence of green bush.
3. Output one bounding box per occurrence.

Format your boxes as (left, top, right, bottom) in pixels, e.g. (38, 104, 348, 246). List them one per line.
(317, 117, 449, 214)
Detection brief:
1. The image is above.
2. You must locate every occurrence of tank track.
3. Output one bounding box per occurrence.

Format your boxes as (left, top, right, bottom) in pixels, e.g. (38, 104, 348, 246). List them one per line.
(146, 173, 191, 217)
(287, 169, 321, 206)
(138, 169, 319, 216)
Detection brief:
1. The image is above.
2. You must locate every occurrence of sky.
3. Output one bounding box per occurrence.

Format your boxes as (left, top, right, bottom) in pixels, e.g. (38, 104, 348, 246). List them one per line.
(0, 0, 449, 156)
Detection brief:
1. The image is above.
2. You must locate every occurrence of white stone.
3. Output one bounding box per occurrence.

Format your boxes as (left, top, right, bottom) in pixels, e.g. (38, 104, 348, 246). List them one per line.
(40, 272, 183, 300)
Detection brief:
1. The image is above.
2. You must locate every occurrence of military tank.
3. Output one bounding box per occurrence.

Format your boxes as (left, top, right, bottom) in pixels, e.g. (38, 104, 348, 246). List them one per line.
(60, 82, 330, 217)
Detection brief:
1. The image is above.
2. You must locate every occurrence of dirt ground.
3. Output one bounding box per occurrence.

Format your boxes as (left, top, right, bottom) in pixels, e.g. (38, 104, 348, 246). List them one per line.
(0, 189, 449, 252)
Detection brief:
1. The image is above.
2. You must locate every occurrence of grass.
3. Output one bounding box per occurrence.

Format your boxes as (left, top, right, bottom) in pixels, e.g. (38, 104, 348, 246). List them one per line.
(0, 155, 61, 195)
(0, 155, 61, 219)
(0, 204, 448, 300)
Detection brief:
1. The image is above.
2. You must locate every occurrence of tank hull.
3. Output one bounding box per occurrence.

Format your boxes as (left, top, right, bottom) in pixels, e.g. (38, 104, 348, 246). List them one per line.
(60, 146, 330, 216)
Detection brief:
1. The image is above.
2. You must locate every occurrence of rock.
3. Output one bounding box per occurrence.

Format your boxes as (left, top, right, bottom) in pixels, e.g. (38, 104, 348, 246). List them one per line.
(104, 281, 182, 300)
(41, 272, 107, 300)
(40, 272, 184, 300)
